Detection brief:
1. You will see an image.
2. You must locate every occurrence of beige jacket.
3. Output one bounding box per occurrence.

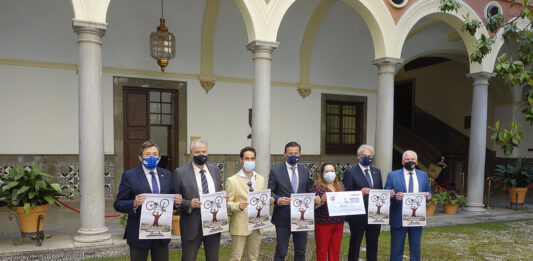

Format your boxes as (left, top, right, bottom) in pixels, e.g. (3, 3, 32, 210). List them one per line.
(226, 171, 266, 236)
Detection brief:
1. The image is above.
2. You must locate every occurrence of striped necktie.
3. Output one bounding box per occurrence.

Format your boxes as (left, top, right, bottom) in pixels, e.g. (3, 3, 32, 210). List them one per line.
(364, 169, 373, 189)
(200, 169, 209, 194)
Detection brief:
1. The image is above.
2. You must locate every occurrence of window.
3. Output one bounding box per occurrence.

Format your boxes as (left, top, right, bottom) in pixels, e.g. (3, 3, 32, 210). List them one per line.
(324, 100, 364, 154)
(150, 91, 173, 125)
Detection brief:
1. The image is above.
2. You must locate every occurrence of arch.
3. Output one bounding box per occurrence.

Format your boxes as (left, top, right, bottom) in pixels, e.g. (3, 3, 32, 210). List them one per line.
(482, 17, 529, 73)
(396, 0, 489, 73)
(397, 49, 469, 73)
(234, 0, 296, 43)
(199, 0, 222, 80)
(70, 0, 110, 23)
(298, 0, 394, 86)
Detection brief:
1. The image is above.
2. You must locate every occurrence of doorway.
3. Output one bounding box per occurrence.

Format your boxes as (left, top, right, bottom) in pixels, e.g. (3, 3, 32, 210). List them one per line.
(123, 87, 178, 171)
(394, 80, 415, 129)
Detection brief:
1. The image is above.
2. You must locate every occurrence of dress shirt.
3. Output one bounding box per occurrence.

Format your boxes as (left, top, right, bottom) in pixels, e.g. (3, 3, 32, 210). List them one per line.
(142, 165, 161, 193)
(239, 169, 256, 191)
(403, 168, 419, 193)
(193, 163, 216, 195)
(358, 163, 374, 187)
(285, 162, 299, 188)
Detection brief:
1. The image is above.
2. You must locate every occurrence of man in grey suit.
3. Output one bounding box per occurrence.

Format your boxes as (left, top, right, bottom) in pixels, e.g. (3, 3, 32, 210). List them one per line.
(174, 138, 222, 261)
(268, 141, 320, 261)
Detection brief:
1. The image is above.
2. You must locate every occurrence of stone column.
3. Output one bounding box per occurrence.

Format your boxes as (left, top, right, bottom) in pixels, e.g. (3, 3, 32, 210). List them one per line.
(465, 72, 494, 212)
(73, 20, 112, 246)
(247, 41, 278, 181)
(372, 57, 403, 182)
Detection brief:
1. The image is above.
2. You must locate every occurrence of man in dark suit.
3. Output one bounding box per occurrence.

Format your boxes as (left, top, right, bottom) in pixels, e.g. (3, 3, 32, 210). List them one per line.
(342, 144, 388, 261)
(385, 150, 432, 261)
(174, 138, 222, 261)
(114, 141, 182, 261)
(268, 141, 320, 261)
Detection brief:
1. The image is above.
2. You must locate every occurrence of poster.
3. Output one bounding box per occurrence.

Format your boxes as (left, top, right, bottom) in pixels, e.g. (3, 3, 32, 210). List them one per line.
(326, 191, 365, 216)
(290, 193, 315, 232)
(200, 191, 229, 236)
(247, 189, 272, 231)
(139, 193, 174, 239)
(402, 193, 426, 227)
(368, 189, 391, 224)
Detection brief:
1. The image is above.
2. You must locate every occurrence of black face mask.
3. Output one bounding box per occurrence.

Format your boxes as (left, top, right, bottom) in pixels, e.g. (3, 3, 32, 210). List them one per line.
(193, 155, 208, 165)
(404, 161, 416, 171)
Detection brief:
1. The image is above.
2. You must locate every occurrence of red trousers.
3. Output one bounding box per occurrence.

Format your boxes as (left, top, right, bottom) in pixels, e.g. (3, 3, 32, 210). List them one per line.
(315, 223, 344, 261)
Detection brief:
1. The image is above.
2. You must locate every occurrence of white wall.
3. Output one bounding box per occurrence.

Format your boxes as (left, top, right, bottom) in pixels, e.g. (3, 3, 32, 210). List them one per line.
(401, 21, 467, 60)
(494, 104, 533, 158)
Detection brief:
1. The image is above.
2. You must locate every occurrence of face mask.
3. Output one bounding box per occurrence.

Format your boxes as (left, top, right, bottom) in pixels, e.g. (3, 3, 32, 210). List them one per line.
(404, 161, 416, 171)
(286, 155, 300, 165)
(243, 161, 256, 173)
(193, 155, 208, 165)
(142, 156, 159, 169)
(324, 171, 336, 183)
(360, 156, 373, 166)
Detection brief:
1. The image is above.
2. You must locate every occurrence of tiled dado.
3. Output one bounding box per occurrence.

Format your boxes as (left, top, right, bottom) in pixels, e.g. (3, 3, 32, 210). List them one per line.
(0, 161, 114, 199)
(55, 162, 114, 199)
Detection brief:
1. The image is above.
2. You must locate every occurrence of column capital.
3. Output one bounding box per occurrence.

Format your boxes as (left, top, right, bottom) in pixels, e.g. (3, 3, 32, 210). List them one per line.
(372, 57, 403, 66)
(466, 71, 496, 81)
(246, 40, 279, 54)
(73, 19, 107, 38)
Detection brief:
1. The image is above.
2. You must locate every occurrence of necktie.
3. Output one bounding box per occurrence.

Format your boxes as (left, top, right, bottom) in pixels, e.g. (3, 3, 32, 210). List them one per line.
(291, 167, 298, 193)
(149, 171, 159, 194)
(408, 172, 414, 193)
(200, 169, 209, 194)
(364, 169, 373, 188)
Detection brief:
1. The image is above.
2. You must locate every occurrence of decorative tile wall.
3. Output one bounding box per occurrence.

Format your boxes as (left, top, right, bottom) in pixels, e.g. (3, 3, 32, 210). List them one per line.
(55, 162, 114, 199)
(0, 162, 45, 179)
(210, 161, 226, 189)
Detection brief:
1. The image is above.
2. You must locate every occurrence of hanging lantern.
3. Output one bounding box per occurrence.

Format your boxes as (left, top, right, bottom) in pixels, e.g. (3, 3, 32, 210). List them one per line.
(150, 0, 175, 72)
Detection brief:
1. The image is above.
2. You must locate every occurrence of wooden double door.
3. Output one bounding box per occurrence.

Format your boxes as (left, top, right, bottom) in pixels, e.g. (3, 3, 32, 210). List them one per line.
(123, 87, 179, 172)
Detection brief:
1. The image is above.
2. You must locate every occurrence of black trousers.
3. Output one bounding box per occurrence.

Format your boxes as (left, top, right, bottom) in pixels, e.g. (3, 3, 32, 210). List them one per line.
(129, 240, 168, 261)
(181, 225, 221, 261)
(348, 221, 381, 261)
(274, 226, 308, 261)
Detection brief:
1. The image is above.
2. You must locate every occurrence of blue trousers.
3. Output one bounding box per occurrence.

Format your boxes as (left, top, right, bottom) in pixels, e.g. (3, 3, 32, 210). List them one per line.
(274, 226, 308, 261)
(390, 226, 422, 261)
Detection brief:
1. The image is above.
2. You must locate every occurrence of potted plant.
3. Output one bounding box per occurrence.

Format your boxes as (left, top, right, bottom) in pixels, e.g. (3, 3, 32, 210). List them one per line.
(494, 158, 533, 204)
(0, 162, 68, 233)
(426, 191, 446, 216)
(172, 209, 180, 236)
(443, 191, 466, 214)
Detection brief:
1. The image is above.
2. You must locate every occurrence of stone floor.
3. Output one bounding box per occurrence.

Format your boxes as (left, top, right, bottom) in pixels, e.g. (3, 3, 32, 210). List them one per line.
(0, 191, 531, 260)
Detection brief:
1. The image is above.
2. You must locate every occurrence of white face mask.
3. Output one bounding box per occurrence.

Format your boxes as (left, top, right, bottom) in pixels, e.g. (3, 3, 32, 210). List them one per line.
(324, 171, 336, 183)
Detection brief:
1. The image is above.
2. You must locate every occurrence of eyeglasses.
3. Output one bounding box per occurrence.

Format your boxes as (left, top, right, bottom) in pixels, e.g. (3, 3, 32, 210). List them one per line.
(247, 181, 254, 192)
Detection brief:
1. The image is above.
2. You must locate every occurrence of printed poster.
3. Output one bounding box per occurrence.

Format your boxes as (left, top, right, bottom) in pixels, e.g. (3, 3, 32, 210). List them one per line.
(290, 193, 315, 232)
(402, 193, 426, 227)
(247, 189, 272, 231)
(326, 191, 365, 216)
(139, 193, 174, 239)
(368, 189, 391, 224)
(200, 191, 229, 236)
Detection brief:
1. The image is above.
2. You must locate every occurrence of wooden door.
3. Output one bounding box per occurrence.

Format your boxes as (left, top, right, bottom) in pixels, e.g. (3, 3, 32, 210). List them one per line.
(123, 88, 150, 170)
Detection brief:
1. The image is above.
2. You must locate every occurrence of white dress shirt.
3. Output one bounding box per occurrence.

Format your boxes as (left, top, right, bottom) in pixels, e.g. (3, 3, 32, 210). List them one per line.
(285, 162, 299, 190)
(403, 168, 419, 193)
(193, 163, 216, 195)
(142, 165, 161, 193)
(239, 169, 256, 190)
(359, 163, 374, 187)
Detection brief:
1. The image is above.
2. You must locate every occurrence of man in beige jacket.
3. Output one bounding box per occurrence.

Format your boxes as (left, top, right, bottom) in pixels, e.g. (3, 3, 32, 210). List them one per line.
(226, 147, 274, 261)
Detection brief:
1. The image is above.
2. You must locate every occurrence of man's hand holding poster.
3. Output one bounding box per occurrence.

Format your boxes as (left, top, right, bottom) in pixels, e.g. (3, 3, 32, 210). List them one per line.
(290, 193, 315, 232)
(200, 191, 229, 236)
(139, 194, 174, 239)
(247, 189, 272, 231)
(368, 189, 391, 224)
(402, 193, 426, 227)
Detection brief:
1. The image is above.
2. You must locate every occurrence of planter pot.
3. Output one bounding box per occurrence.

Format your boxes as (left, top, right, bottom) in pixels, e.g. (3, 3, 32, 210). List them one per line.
(508, 187, 528, 204)
(444, 204, 458, 214)
(426, 202, 437, 216)
(172, 215, 180, 236)
(14, 204, 48, 233)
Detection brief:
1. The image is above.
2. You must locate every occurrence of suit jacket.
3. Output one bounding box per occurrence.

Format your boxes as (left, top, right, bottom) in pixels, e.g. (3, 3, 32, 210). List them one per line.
(173, 162, 221, 241)
(268, 163, 312, 228)
(384, 168, 432, 228)
(226, 171, 266, 236)
(113, 166, 175, 248)
(342, 165, 383, 224)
